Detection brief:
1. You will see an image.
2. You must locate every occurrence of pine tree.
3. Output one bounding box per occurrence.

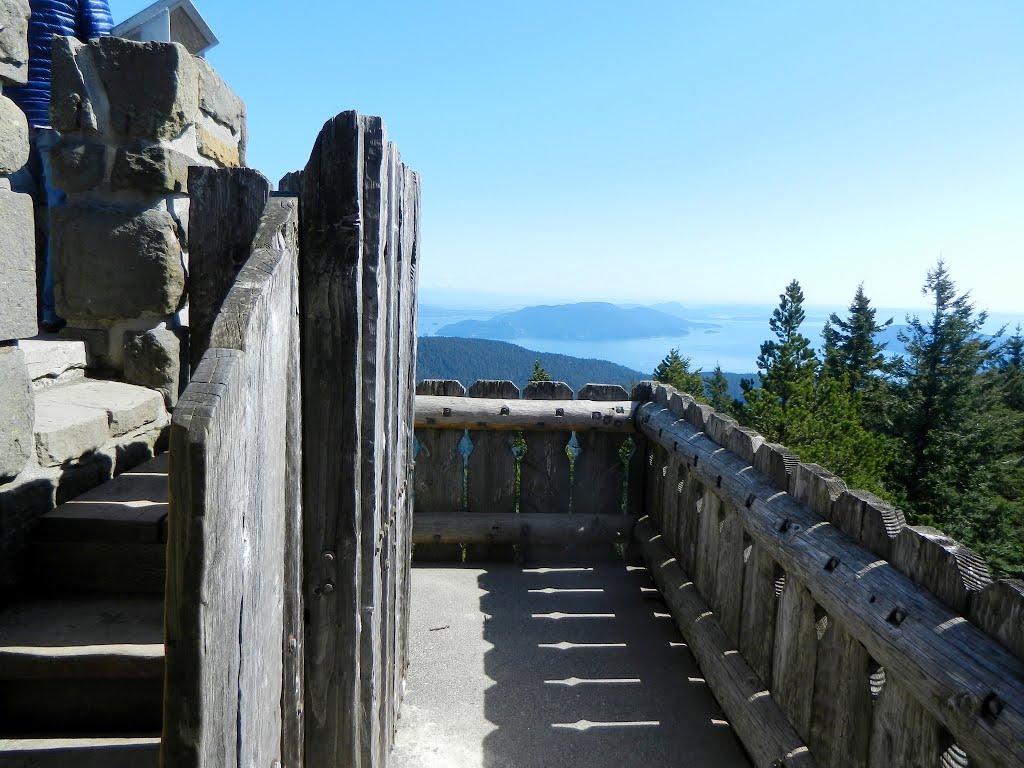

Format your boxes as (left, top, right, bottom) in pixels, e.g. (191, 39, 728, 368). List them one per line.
(822, 283, 892, 391)
(887, 261, 1005, 541)
(530, 360, 551, 382)
(706, 364, 735, 415)
(652, 348, 704, 398)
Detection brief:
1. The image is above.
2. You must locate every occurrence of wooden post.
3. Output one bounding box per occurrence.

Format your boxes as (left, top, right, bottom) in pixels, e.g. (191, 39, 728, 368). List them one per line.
(299, 111, 365, 768)
(186, 167, 272, 373)
(519, 381, 573, 516)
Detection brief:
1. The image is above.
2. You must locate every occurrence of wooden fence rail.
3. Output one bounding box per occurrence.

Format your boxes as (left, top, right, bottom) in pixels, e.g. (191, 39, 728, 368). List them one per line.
(633, 382, 1024, 768)
(412, 380, 641, 561)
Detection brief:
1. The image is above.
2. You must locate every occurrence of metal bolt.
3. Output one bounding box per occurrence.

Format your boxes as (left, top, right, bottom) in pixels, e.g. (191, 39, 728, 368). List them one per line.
(322, 551, 336, 565)
(322, 582, 335, 594)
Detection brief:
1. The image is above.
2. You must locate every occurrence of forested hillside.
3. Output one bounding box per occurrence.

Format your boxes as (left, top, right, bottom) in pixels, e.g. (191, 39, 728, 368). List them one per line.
(417, 337, 646, 393)
(417, 337, 753, 399)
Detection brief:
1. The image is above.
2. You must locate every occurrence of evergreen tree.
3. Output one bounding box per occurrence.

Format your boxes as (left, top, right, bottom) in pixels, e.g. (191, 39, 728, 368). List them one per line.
(706, 364, 736, 415)
(530, 360, 551, 382)
(887, 261, 1006, 545)
(822, 283, 893, 391)
(652, 348, 704, 398)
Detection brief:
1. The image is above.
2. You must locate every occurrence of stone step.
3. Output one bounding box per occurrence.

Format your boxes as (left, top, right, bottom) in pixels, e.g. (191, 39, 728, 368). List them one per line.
(33, 380, 167, 468)
(16, 335, 87, 391)
(0, 597, 164, 735)
(0, 738, 159, 768)
(29, 454, 168, 595)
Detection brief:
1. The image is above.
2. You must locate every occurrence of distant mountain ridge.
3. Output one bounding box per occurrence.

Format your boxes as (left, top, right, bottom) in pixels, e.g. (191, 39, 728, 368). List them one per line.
(417, 337, 754, 400)
(435, 301, 720, 342)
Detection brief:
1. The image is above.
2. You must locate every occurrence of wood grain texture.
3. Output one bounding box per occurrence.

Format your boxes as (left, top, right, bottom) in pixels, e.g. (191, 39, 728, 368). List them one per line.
(466, 381, 520, 515)
(299, 110, 365, 768)
(892, 525, 992, 616)
(164, 193, 299, 767)
(969, 579, 1024, 663)
(808, 620, 872, 768)
(413, 512, 633, 545)
(635, 517, 817, 768)
(637, 402, 1024, 768)
(186, 167, 272, 373)
(416, 395, 636, 432)
(574, 384, 630, 516)
(520, 382, 573, 515)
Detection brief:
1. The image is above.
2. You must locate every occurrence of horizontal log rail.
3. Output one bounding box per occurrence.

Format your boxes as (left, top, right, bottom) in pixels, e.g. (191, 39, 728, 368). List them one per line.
(412, 512, 633, 545)
(415, 395, 636, 432)
(638, 401, 1024, 768)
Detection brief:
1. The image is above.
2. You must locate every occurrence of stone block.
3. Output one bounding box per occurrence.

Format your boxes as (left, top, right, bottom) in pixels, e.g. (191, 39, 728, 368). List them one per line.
(34, 391, 110, 467)
(59, 326, 110, 369)
(0, 346, 33, 480)
(17, 337, 87, 389)
(0, 187, 36, 341)
(92, 37, 200, 141)
(45, 379, 165, 437)
(0, 95, 28, 174)
(0, 0, 29, 86)
(197, 57, 245, 135)
(123, 326, 180, 408)
(52, 206, 185, 326)
(50, 36, 97, 134)
(112, 143, 190, 193)
(197, 121, 241, 167)
(49, 137, 107, 192)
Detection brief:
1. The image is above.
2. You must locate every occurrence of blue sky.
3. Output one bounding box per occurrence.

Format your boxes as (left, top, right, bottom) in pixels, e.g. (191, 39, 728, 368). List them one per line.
(109, 1, 1024, 316)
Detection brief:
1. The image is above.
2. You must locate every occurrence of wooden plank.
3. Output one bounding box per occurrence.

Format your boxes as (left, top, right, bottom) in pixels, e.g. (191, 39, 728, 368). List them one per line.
(772, 574, 819, 741)
(637, 402, 1024, 768)
(414, 380, 465, 561)
(892, 525, 992, 615)
(868, 675, 945, 768)
(635, 517, 816, 768)
(574, 384, 630, 516)
(832, 489, 905, 561)
(970, 579, 1024, 663)
(413, 512, 634, 545)
(738, 539, 780, 687)
(299, 110, 364, 768)
(693, 485, 722, 605)
(715, 503, 746, 644)
(809, 620, 872, 768)
(646, 443, 668, 530)
(674, 465, 703, 575)
(519, 381, 573, 516)
(660, 455, 681, 556)
(186, 167, 272, 373)
(356, 115, 388, 768)
(415, 395, 635, 432)
(466, 380, 520, 561)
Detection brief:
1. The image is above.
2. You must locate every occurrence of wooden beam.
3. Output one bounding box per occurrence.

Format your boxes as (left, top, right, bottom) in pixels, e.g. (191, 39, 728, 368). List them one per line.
(634, 517, 816, 768)
(637, 402, 1024, 768)
(415, 395, 636, 432)
(412, 513, 633, 545)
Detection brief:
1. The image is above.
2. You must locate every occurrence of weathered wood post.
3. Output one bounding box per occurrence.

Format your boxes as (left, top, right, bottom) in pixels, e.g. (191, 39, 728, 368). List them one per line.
(298, 110, 420, 768)
(413, 379, 466, 561)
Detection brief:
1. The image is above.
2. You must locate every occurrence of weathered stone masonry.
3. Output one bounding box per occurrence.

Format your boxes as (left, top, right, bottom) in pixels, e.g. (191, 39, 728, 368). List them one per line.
(49, 34, 246, 402)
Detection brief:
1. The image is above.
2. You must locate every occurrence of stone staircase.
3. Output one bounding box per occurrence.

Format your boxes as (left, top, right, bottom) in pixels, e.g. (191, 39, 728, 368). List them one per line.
(0, 447, 168, 765)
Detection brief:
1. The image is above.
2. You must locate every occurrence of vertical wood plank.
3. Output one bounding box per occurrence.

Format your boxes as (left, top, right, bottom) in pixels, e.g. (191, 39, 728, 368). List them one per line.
(299, 111, 364, 768)
(809, 620, 873, 768)
(868, 674, 946, 768)
(574, 384, 629, 516)
(186, 167, 272, 374)
(519, 381, 573, 516)
(674, 467, 703, 575)
(715, 503, 746, 644)
(693, 487, 723, 604)
(771, 575, 819, 741)
(414, 379, 465, 561)
(738, 539, 779, 688)
(466, 379, 520, 561)
(646, 442, 668, 531)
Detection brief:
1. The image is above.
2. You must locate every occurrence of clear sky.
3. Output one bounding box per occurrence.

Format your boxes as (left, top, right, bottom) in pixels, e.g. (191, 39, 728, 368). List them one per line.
(109, 1, 1024, 315)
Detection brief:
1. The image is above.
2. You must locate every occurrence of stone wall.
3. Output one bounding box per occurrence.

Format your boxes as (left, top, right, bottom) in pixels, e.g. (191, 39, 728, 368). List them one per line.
(48, 35, 246, 405)
(0, 0, 35, 483)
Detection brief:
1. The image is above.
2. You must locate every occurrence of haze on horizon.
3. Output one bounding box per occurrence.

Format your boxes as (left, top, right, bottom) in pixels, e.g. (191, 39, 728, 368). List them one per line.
(111, 1, 1024, 314)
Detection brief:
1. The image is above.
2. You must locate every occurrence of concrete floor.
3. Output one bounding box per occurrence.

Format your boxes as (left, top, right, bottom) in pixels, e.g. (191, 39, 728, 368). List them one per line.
(391, 563, 751, 768)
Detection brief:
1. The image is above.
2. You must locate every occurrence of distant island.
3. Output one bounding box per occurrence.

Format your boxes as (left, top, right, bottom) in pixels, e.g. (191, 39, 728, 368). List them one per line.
(417, 337, 753, 399)
(435, 301, 721, 342)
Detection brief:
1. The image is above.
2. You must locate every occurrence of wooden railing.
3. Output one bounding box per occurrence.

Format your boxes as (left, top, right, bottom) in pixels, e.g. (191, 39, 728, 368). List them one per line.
(412, 379, 641, 561)
(633, 382, 1024, 768)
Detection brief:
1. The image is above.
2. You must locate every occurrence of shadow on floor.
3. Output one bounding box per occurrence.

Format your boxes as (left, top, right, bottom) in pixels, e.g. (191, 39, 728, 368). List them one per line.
(393, 562, 750, 768)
